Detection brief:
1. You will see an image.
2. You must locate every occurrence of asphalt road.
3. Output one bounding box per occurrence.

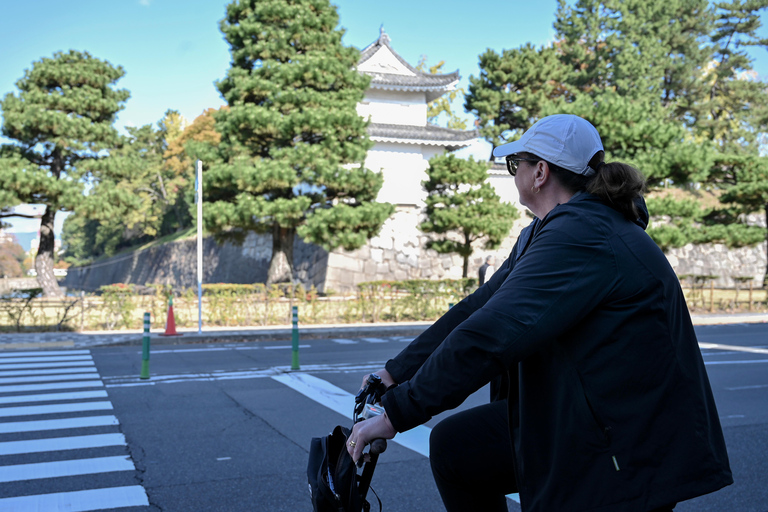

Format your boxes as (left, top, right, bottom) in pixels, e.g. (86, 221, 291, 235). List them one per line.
(0, 323, 766, 512)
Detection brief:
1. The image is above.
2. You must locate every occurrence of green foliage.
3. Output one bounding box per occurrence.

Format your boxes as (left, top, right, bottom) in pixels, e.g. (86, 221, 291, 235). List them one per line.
(420, 154, 518, 277)
(465, 0, 768, 282)
(205, 0, 393, 284)
(0, 50, 129, 295)
(99, 283, 136, 330)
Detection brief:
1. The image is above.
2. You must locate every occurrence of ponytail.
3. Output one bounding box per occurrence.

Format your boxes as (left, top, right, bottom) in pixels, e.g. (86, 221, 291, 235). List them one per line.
(542, 151, 646, 220)
(585, 152, 646, 220)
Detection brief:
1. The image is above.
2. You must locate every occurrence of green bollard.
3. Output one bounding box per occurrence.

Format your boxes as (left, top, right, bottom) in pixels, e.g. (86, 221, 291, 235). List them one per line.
(140, 312, 151, 379)
(291, 305, 300, 370)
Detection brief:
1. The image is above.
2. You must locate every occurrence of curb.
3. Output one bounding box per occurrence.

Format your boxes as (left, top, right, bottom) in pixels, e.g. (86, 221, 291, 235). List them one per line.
(0, 315, 765, 351)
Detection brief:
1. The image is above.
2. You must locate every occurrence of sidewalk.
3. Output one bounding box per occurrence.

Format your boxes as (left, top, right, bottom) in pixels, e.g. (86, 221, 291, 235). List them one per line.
(0, 314, 765, 351)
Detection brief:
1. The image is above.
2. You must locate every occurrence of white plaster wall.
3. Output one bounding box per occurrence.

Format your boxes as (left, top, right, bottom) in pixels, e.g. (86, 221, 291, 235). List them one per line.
(366, 142, 429, 206)
(357, 89, 427, 126)
(487, 172, 521, 206)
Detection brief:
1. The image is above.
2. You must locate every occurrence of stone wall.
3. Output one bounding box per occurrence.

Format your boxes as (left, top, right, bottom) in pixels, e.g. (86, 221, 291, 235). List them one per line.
(62, 210, 767, 293)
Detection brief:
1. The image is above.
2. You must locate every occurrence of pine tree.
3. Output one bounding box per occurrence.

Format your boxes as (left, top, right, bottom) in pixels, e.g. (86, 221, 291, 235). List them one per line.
(0, 51, 129, 296)
(208, 0, 394, 284)
(420, 154, 518, 278)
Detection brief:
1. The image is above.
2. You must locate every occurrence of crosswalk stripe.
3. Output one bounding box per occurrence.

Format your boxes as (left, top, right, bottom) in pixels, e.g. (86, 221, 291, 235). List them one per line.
(0, 372, 99, 385)
(0, 455, 135, 482)
(0, 350, 91, 358)
(0, 355, 93, 363)
(0, 485, 149, 511)
(0, 415, 119, 434)
(0, 380, 104, 393)
(0, 401, 113, 418)
(0, 433, 126, 456)
(0, 361, 96, 370)
(0, 390, 108, 405)
(0, 366, 96, 377)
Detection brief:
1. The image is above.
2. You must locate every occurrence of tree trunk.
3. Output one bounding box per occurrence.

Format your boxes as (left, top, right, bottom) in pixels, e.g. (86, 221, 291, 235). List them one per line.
(35, 205, 64, 297)
(267, 224, 295, 285)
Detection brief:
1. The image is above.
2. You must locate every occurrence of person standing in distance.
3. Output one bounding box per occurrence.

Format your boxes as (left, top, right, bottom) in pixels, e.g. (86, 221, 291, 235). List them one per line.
(346, 114, 732, 512)
(478, 255, 495, 286)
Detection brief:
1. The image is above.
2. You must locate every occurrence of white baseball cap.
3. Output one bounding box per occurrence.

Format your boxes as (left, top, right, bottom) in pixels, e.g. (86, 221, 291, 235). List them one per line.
(492, 114, 604, 176)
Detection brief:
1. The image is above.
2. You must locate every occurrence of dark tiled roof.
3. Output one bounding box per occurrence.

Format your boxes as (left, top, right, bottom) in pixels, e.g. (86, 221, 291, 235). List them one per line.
(368, 123, 479, 150)
(359, 30, 459, 102)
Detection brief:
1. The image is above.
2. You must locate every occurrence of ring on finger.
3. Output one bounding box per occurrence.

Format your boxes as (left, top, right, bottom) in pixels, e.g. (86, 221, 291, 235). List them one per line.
(349, 440, 356, 447)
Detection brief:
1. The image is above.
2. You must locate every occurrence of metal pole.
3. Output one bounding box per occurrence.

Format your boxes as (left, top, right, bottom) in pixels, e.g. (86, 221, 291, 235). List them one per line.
(140, 312, 151, 379)
(196, 159, 203, 335)
(291, 305, 300, 370)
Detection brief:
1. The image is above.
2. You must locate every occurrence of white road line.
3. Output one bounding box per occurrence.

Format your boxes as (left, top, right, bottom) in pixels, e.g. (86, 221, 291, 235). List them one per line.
(0, 372, 99, 385)
(0, 390, 108, 405)
(0, 367, 96, 377)
(360, 337, 389, 343)
(332, 339, 359, 344)
(0, 485, 149, 511)
(699, 342, 768, 355)
(102, 362, 387, 388)
(0, 415, 119, 434)
(0, 380, 104, 393)
(0, 361, 96, 370)
(0, 350, 90, 357)
(0, 455, 135, 482)
(0, 401, 113, 418)
(0, 355, 93, 364)
(263, 345, 311, 350)
(726, 384, 768, 390)
(273, 372, 520, 503)
(0, 433, 126, 456)
(705, 359, 768, 365)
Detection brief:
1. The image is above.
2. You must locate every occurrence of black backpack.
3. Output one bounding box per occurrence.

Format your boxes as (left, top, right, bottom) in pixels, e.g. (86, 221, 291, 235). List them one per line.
(307, 425, 372, 512)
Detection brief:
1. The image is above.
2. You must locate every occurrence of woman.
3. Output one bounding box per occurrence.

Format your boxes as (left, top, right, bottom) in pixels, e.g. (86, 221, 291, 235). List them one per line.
(346, 115, 732, 512)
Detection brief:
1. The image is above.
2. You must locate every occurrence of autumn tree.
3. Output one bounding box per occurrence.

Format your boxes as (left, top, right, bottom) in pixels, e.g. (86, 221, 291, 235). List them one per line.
(0, 50, 129, 296)
(207, 0, 394, 284)
(420, 154, 518, 277)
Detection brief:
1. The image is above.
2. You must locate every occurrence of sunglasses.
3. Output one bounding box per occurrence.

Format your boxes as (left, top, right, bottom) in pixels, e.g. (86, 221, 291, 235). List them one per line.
(505, 156, 541, 176)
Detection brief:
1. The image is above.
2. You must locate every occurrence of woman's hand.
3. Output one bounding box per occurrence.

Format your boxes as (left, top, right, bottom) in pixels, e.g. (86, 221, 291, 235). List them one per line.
(346, 412, 396, 464)
(360, 368, 396, 391)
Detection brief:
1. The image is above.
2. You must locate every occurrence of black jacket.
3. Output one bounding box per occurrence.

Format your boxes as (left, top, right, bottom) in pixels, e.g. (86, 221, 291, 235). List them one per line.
(381, 193, 732, 511)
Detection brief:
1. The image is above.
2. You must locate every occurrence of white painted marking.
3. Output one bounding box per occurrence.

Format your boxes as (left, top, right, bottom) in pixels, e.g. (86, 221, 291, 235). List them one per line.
(0, 455, 135, 482)
(0, 367, 96, 377)
(361, 337, 389, 343)
(704, 359, 768, 365)
(0, 415, 119, 434)
(0, 361, 96, 370)
(726, 384, 768, 390)
(333, 339, 358, 345)
(0, 400, 113, 418)
(103, 362, 386, 388)
(272, 372, 520, 502)
(0, 485, 148, 511)
(0, 372, 99, 384)
(0, 355, 92, 364)
(0, 390, 108, 405)
(263, 344, 311, 350)
(0, 350, 90, 357)
(699, 342, 768, 355)
(217, 457, 231, 461)
(0, 433, 126, 455)
(0, 380, 103, 393)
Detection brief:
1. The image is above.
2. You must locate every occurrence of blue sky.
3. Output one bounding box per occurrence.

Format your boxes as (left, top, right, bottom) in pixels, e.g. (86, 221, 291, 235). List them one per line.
(1, 0, 767, 239)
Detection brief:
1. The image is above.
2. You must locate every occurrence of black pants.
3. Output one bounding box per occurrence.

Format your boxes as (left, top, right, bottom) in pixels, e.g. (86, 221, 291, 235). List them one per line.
(428, 400, 676, 512)
(430, 400, 517, 512)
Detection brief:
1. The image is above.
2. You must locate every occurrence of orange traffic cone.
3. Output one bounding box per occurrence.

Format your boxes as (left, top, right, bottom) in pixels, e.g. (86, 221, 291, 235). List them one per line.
(160, 297, 181, 336)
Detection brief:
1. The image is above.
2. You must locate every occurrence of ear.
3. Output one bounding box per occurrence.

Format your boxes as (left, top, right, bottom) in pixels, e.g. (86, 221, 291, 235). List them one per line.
(534, 161, 550, 188)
